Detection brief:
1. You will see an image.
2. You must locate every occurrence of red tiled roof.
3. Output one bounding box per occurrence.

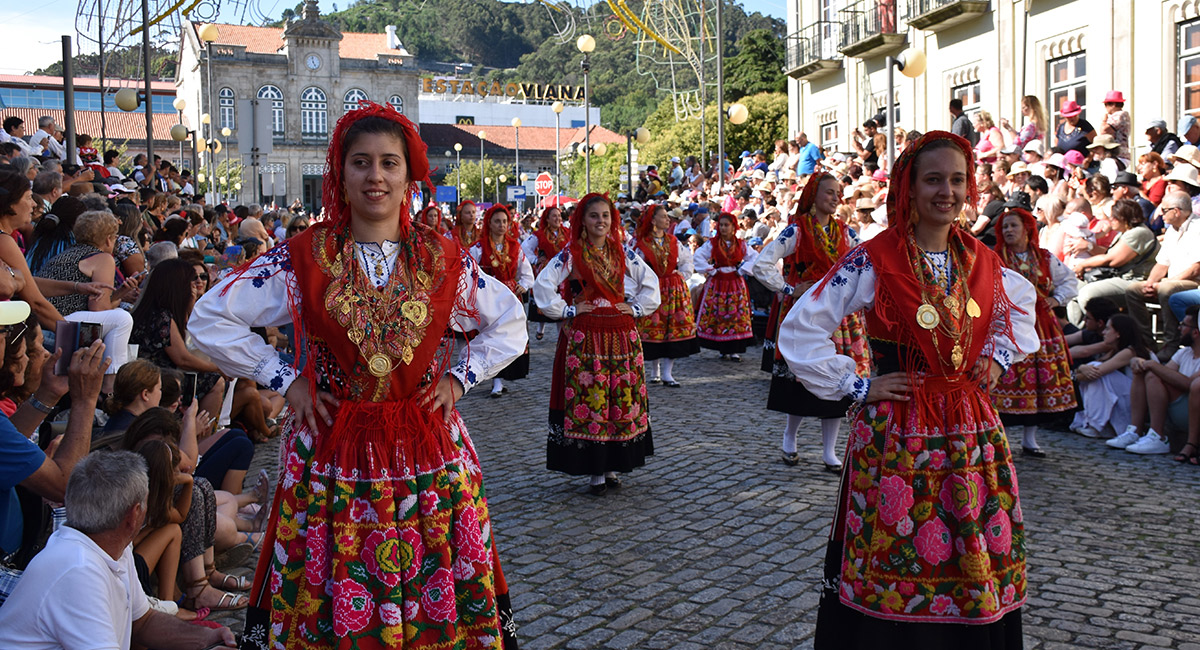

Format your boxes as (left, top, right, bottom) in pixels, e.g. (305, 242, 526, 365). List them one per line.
(0, 75, 175, 92)
(419, 123, 625, 153)
(209, 23, 399, 60)
(1, 107, 178, 143)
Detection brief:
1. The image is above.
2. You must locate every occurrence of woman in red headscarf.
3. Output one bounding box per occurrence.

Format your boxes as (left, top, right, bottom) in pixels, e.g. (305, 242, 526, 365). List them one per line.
(449, 200, 479, 249)
(991, 206, 1078, 456)
(470, 203, 534, 397)
(692, 212, 755, 360)
(190, 102, 527, 650)
(419, 204, 447, 233)
(630, 203, 699, 386)
(521, 206, 569, 340)
(752, 172, 870, 470)
(533, 193, 660, 496)
(779, 132, 1038, 648)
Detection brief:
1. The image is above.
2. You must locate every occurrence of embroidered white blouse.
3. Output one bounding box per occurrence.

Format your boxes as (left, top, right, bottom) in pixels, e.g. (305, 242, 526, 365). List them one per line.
(467, 241, 535, 291)
(625, 235, 694, 277)
(778, 245, 1040, 404)
(692, 239, 748, 276)
(532, 247, 661, 320)
(189, 240, 529, 397)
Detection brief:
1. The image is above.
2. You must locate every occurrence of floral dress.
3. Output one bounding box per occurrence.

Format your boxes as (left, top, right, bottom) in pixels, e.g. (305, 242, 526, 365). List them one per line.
(692, 238, 755, 354)
(132, 307, 222, 398)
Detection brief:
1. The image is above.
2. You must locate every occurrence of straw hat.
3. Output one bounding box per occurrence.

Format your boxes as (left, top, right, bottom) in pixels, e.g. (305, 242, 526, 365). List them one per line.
(1165, 163, 1200, 188)
(1171, 144, 1200, 169)
(1086, 134, 1119, 150)
(855, 198, 875, 211)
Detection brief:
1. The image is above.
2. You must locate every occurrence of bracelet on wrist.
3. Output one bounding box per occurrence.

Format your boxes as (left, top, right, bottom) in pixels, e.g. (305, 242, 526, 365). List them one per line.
(27, 395, 55, 414)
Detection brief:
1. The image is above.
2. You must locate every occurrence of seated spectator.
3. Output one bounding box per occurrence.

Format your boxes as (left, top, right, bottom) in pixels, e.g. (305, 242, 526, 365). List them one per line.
(1146, 119, 1181, 157)
(0, 315, 49, 417)
(1065, 296, 1119, 366)
(1111, 305, 1200, 458)
(144, 240, 177, 270)
(1070, 314, 1151, 438)
(969, 181, 1005, 246)
(111, 201, 147, 278)
(0, 117, 33, 156)
(1068, 199, 1159, 324)
(1124, 191, 1200, 357)
(0, 450, 237, 648)
(1060, 212, 1096, 272)
(153, 216, 188, 249)
(1036, 194, 1068, 260)
(285, 216, 311, 239)
(158, 368, 256, 494)
(1138, 152, 1168, 207)
(101, 359, 162, 435)
(128, 438, 188, 615)
(25, 195, 85, 274)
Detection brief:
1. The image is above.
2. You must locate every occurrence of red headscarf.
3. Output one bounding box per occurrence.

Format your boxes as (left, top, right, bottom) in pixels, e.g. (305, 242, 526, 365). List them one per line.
(993, 207, 1052, 295)
(451, 201, 478, 247)
(635, 203, 678, 275)
(885, 130, 978, 232)
(710, 212, 746, 268)
(534, 206, 568, 258)
(320, 101, 430, 239)
(478, 203, 520, 281)
(790, 172, 849, 283)
(568, 193, 627, 303)
(419, 205, 445, 233)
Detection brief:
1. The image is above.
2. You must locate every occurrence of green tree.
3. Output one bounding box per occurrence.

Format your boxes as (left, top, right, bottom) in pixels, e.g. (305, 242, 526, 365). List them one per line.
(561, 142, 629, 198)
(723, 29, 786, 101)
(444, 156, 514, 204)
(638, 92, 787, 174)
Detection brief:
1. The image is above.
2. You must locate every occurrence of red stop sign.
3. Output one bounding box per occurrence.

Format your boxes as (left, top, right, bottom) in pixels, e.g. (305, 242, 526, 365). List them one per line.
(534, 172, 554, 196)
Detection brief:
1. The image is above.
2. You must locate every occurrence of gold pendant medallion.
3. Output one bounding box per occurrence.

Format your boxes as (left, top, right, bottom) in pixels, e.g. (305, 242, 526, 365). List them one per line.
(367, 353, 392, 377)
(966, 298, 982, 319)
(401, 301, 428, 325)
(916, 304, 941, 330)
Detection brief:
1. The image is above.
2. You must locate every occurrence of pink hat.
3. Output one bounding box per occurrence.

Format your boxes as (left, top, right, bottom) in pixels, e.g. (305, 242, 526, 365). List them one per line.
(1063, 150, 1085, 166)
(1045, 152, 1066, 169)
(871, 168, 888, 182)
(1060, 100, 1083, 118)
(1104, 90, 1126, 104)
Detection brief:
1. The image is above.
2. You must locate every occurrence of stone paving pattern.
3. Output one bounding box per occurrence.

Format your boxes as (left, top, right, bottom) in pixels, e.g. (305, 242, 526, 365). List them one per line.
(228, 325, 1200, 649)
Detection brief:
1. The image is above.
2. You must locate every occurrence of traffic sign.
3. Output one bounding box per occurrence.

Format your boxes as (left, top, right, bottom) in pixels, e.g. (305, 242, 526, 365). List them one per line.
(506, 185, 527, 202)
(534, 172, 554, 196)
(435, 186, 458, 203)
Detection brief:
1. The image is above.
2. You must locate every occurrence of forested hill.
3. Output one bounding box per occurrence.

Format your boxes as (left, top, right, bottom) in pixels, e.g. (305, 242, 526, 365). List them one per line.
(311, 0, 784, 132)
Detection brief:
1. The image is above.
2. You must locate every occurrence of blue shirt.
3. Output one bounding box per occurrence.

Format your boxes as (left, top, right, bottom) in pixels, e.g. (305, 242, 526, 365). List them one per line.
(0, 416, 46, 554)
(797, 142, 824, 175)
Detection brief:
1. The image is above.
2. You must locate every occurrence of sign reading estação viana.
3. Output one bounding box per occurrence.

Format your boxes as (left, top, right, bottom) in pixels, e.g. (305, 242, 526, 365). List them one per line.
(420, 78, 585, 101)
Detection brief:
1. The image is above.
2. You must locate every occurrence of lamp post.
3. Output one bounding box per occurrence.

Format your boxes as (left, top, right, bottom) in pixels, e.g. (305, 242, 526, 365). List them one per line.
(885, 48, 927, 174)
(221, 126, 231, 204)
(484, 177, 492, 205)
(577, 34, 595, 193)
(453, 143, 462, 187)
(173, 96, 187, 169)
(170, 123, 200, 181)
(198, 23, 220, 203)
(478, 130, 488, 202)
(201, 113, 214, 203)
(498, 174, 507, 204)
(551, 101, 564, 198)
(626, 127, 650, 198)
(115, 87, 153, 179)
(511, 117, 522, 188)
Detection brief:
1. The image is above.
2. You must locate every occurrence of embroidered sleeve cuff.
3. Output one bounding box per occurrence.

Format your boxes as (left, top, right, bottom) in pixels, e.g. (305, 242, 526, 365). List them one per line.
(783, 284, 795, 296)
(840, 374, 870, 404)
(449, 359, 479, 395)
(253, 356, 297, 396)
(991, 348, 1014, 374)
(564, 305, 576, 319)
(631, 303, 644, 317)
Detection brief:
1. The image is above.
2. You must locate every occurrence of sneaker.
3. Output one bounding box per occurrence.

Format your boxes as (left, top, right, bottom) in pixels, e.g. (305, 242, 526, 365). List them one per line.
(1125, 430, 1170, 455)
(1106, 426, 1141, 449)
(1077, 426, 1101, 438)
(147, 596, 179, 616)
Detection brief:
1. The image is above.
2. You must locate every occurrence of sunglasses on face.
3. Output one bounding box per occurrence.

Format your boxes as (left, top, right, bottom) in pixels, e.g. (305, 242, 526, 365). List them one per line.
(0, 321, 29, 341)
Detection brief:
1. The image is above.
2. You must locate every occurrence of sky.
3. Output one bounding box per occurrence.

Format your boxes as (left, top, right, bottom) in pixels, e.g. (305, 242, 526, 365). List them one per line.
(0, 0, 787, 77)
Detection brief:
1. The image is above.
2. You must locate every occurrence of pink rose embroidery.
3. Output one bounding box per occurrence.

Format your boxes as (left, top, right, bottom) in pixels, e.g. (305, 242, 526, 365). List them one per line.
(305, 522, 330, 586)
(332, 578, 374, 636)
(982, 443, 995, 463)
(938, 473, 986, 521)
(851, 419, 873, 450)
(361, 529, 403, 588)
(845, 509, 863, 535)
(913, 518, 952, 566)
(283, 451, 304, 488)
(1002, 583, 1017, 605)
(379, 601, 403, 626)
(573, 404, 591, 420)
(418, 489, 441, 517)
(348, 498, 379, 523)
(930, 594, 961, 617)
(877, 475, 915, 526)
(399, 527, 424, 581)
(421, 567, 457, 622)
(927, 449, 948, 470)
(566, 354, 581, 369)
(984, 510, 1012, 555)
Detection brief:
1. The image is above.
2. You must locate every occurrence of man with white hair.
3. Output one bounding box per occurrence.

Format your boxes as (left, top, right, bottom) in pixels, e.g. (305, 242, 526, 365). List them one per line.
(28, 117, 64, 160)
(0, 451, 237, 649)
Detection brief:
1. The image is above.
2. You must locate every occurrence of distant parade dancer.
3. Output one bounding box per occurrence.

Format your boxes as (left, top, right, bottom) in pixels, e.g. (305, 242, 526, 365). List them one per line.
(449, 199, 479, 249)
(991, 206, 1079, 456)
(630, 202, 699, 386)
(470, 203, 535, 397)
(522, 206, 569, 341)
(779, 132, 1038, 649)
(533, 193, 660, 496)
(692, 212, 755, 361)
(754, 172, 870, 470)
(191, 102, 525, 649)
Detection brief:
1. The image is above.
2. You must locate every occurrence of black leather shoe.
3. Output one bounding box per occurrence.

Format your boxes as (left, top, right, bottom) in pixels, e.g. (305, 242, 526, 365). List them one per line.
(588, 483, 607, 496)
(605, 475, 622, 489)
(1022, 446, 1047, 458)
(663, 380, 681, 388)
(781, 451, 800, 466)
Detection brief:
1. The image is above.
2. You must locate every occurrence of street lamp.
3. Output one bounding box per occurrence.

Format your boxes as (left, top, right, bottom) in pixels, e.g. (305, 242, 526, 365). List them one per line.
(577, 34, 595, 193)
(886, 47, 927, 174)
(221, 126, 232, 200)
(115, 87, 154, 178)
(170, 123, 200, 183)
(453, 142, 462, 189)
(625, 127, 650, 198)
(173, 96, 187, 171)
(511, 117, 522, 188)
(498, 174, 507, 204)
(552, 101, 564, 198)
(478, 130, 488, 202)
(198, 23, 220, 203)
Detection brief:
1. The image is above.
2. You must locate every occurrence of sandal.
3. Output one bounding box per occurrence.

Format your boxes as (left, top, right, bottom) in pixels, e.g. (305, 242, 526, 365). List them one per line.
(1172, 442, 1199, 465)
(183, 578, 248, 612)
(210, 571, 251, 591)
(213, 532, 262, 569)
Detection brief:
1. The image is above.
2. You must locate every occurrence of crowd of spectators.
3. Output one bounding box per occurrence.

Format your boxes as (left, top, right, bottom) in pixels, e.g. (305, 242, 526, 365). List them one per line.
(0, 118, 315, 647)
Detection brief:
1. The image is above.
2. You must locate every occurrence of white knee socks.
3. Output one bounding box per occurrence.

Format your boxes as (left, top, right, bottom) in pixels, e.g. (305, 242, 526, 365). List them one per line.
(661, 358, 676, 383)
(782, 415, 803, 454)
(821, 418, 842, 466)
(491, 378, 504, 394)
(1022, 425, 1039, 450)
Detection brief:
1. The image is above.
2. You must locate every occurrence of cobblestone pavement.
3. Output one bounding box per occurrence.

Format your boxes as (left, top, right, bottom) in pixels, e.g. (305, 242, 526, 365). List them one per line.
(227, 325, 1200, 649)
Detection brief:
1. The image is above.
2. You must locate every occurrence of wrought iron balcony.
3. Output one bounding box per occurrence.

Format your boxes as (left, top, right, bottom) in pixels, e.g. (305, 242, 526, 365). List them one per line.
(907, 0, 990, 32)
(785, 21, 844, 80)
(838, 0, 908, 59)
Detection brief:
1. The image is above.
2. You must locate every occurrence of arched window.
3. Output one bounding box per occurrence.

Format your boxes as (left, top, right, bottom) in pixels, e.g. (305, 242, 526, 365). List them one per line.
(388, 94, 404, 114)
(219, 87, 235, 130)
(257, 84, 284, 137)
(301, 86, 328, 137)
(343, 88, 368, 114)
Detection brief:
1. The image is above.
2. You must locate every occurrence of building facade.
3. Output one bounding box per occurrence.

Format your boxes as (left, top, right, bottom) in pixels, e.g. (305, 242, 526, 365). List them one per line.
(785, 0, 1200, 159)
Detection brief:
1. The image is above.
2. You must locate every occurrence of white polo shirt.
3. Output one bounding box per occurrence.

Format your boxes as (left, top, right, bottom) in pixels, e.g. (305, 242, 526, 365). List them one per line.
(0, 526, 149, 650)
(1157, 215, 1200, 279)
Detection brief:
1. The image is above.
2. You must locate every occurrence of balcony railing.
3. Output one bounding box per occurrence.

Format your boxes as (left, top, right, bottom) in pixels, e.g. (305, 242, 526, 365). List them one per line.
(838, 0, 908, 59)
(785, 21, 844, 80)
(907, 0, 990, 32)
